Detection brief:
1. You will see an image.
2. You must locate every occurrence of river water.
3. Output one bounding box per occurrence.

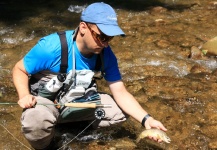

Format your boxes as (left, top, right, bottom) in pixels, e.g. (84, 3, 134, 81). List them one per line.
(0, 0, 217, 149)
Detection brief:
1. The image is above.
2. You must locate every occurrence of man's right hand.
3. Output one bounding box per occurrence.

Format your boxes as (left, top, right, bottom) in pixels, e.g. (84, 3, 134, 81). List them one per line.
(18, 94, 36, 108)
(13, 59, 35, 109)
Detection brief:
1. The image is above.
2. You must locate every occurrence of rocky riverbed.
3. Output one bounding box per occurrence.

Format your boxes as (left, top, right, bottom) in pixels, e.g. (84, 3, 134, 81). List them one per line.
(0, 0, 217, 149)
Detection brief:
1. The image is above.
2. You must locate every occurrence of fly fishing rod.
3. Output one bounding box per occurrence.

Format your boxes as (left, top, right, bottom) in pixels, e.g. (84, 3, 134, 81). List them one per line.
(0, 102, 112, 108)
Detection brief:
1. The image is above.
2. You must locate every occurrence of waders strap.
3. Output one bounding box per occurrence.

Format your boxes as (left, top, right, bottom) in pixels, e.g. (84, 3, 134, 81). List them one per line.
(57, 31, 68, 73)
(100, 50, 105, 76)
(95, 49, 105, 78)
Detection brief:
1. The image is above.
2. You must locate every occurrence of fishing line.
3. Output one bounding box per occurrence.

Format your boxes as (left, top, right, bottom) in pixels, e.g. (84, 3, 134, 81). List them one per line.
(57, 119, 97, 150)
(0, 123, 32, 150)
(0, 103, 107, 149)
(0, 119, 97, 150)
(0, 102, 112, 108)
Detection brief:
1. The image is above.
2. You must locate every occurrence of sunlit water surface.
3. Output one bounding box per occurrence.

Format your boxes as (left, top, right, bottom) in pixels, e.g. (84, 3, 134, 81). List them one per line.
(0, 0, 217, 149)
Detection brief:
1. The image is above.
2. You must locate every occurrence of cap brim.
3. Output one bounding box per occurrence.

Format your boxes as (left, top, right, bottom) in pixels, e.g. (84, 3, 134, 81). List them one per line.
(97, 24, 125, 37)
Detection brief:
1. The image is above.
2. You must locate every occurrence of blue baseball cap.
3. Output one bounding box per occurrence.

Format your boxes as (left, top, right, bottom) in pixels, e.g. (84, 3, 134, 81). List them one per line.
(81, 2, 125, 36)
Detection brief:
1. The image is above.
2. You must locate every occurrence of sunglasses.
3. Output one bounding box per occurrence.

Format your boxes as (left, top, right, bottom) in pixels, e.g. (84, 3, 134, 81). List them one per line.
(86, 24, 113, 43)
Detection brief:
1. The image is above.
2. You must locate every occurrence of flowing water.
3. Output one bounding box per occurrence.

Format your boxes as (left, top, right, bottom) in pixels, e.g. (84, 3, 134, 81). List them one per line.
(0, 0, 217, 149)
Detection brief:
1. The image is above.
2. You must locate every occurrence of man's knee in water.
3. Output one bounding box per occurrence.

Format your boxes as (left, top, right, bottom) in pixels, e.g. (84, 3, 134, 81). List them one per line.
(21, 108, 56, 149)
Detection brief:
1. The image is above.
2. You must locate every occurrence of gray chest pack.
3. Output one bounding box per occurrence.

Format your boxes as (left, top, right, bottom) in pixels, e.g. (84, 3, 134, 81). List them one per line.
(31, 31, 105, 123)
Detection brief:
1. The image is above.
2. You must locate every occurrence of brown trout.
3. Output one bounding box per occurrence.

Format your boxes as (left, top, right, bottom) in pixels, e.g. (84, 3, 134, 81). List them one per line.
(136, 129, 171, 143)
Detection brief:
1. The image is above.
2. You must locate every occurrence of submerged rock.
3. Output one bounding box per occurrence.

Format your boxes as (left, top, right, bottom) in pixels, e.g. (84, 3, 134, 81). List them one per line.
(115, 137, 136, 149)
(190, 64, 211, 74)
(189, 46, 205, 59)
(209, 139, 217, 149)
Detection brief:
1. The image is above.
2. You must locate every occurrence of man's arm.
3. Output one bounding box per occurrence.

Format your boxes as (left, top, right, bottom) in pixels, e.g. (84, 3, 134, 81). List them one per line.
(108, 80, 167, 141)
(12, 59, 36, 108)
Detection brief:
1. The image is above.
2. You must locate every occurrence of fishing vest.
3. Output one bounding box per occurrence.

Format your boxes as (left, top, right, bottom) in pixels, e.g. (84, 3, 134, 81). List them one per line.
(29, 30, 105, 108)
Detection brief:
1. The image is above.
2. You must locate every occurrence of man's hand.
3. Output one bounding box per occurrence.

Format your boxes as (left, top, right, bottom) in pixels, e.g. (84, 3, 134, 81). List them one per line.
(18, 94, 36, 108)
(145, 117, 167, 143)
(13, 59, 35, 109)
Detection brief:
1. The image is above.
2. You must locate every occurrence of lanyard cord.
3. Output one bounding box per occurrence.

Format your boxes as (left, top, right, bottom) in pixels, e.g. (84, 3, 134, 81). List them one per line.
(66, 29, 77, 90)
(70, 39, 76, 88)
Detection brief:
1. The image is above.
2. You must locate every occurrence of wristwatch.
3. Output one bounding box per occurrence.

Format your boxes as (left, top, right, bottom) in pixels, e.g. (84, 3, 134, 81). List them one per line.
(141, 114, 151, 127)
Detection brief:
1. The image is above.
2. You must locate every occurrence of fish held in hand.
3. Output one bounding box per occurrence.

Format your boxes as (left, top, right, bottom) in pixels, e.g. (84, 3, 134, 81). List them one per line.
(136, 129, 171, 143)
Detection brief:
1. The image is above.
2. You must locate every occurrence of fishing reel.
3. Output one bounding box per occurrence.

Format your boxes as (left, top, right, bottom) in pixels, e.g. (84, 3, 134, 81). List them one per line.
(94, 108, 105, 120)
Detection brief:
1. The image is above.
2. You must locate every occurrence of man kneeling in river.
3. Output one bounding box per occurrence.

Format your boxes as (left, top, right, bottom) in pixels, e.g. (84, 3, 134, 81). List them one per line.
(12, 2, 167, 150)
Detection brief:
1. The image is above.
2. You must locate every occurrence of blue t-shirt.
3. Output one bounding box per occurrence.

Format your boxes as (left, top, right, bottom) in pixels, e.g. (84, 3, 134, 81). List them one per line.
(23, 30, 121, 82)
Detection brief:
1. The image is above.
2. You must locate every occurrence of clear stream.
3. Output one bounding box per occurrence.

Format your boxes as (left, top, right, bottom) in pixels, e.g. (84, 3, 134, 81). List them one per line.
(0, 0, 217, 149)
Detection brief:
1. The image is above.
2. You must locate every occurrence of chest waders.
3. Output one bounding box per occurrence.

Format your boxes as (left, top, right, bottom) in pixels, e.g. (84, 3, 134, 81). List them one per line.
(33, 30, 105, 123)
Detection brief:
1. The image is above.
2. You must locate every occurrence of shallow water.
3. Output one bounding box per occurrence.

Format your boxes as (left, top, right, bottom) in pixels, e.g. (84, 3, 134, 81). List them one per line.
(0, 0, 217, 149)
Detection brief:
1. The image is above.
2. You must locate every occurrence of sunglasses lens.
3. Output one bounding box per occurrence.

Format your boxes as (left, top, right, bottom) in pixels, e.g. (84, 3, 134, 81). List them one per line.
(87, 24, 113, 43)
(99, 35, 113, 42)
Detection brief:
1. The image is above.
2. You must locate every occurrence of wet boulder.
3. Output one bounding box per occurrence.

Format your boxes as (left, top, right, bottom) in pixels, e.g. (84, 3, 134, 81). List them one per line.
(201, 36, 217, 56)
